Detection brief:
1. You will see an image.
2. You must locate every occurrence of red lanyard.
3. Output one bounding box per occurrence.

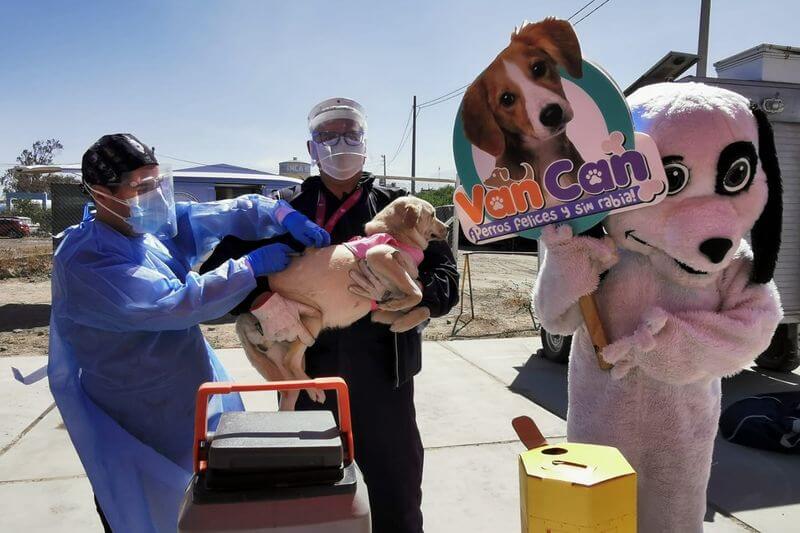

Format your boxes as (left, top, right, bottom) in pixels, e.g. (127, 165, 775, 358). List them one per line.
(315, 188, 363, 234)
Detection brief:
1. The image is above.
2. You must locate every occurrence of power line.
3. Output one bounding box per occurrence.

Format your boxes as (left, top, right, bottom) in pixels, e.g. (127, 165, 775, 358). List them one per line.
(410, 3, 610, 115)
(387, 117, 414, 166)
(416, 3, 606, 111)
(573, 0, 612, 25)
(417, 89, 467, 110)
(567, 0, 600, 21)
(387, 108, 414, 165)
(418, 83, 471, 108)
(392, 4, 613, 174)
(157, 153, 210, 167)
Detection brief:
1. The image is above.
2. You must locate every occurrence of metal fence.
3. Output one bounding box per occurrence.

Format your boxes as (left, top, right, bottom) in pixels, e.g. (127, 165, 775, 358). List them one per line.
(50, 183, 87, 247)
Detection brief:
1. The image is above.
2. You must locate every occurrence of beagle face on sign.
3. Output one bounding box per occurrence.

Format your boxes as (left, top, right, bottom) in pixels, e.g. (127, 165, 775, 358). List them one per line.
(462, 18, 583, 158)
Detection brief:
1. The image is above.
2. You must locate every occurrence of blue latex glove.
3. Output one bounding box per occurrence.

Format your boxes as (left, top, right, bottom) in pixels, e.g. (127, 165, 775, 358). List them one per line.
(283, 211, 331, 248)
(245, 243, 295, 277)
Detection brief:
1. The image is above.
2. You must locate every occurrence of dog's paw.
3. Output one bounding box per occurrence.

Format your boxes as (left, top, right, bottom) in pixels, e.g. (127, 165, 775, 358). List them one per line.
(306, 388, 326, 404)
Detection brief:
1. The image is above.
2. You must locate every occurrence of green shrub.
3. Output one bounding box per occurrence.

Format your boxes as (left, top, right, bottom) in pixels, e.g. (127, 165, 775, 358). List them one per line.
(414, 185, 454, 207)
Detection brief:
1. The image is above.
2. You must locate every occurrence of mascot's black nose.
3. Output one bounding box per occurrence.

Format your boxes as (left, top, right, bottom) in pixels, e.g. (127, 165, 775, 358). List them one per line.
(699, 238, 733, 264)
(540, 104, 564, 128)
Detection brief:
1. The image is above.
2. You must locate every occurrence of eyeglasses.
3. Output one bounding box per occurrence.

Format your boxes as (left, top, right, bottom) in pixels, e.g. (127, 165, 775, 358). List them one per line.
(311, 130, 365, 147)
(111, 175, 163, 193)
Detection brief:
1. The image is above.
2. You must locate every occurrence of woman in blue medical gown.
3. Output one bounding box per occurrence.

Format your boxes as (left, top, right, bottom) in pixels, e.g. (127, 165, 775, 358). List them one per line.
(48, 134, 329, 532)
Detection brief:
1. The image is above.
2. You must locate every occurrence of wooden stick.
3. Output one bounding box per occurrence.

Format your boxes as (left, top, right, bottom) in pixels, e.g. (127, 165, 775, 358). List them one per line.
(578, 294, 613, 370)
(512, 416, 548, 450)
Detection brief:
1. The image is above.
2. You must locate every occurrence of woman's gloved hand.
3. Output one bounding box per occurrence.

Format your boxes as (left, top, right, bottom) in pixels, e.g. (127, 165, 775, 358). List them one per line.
(282, 211, 331, 248)
(245, 243, 295, 277)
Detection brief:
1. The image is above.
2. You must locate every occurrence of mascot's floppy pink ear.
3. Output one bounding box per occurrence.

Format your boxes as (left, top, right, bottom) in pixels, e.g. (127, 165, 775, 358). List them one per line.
(749, 104, 783, 284)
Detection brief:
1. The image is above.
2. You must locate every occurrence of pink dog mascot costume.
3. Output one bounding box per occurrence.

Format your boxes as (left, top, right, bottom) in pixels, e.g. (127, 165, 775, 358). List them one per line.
(533, 82, 783, 532)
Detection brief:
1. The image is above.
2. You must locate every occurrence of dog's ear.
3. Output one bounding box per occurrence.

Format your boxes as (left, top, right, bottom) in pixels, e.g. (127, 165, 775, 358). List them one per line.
(749, 104, 783, 284)
(402, 202, 423, 229)
(462, 77, 505, 157)
(514, 18, 582, 78)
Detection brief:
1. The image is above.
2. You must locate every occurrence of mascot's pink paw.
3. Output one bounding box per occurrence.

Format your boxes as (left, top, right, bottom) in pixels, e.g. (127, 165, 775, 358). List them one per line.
(642, 307, 668, 336)
(602, 337, 634, 367)
(541, 225, 619, 270)
(540, 223, 574, 246)
(603, 308, 668, 379)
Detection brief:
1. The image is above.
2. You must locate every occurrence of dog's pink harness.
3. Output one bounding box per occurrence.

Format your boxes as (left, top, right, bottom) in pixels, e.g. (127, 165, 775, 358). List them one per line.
(344, 233, 424, 311)
(344, 233, 425, 266)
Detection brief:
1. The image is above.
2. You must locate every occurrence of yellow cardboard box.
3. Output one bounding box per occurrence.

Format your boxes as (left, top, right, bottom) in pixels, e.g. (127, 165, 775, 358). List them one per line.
(519, 442, 636, 532)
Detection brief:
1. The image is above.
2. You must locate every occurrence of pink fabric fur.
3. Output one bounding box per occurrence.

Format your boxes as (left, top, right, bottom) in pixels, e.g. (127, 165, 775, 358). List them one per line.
(532, 83, 783, 533)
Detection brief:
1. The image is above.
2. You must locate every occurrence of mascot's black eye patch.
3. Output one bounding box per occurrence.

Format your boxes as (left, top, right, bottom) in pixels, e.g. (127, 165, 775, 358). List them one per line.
(716, 141, 757, 196)
(662, 155, 690, 196)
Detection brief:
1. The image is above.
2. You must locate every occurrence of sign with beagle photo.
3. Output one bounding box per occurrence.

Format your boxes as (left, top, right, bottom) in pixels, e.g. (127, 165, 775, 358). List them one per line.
(452, 17, 668, 244)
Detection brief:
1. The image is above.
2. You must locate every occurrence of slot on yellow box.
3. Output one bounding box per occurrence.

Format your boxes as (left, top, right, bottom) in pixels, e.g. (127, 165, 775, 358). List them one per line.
(519, 442, 636, 532)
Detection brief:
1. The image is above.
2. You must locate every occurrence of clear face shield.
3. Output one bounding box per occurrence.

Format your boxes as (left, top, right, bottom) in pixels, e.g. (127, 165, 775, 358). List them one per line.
(86, 167, 178, 239)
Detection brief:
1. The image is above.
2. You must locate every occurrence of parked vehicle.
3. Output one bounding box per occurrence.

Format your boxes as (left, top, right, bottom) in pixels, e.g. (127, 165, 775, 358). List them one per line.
(0, 216, 38, 238)
(540, 328, 571, 364)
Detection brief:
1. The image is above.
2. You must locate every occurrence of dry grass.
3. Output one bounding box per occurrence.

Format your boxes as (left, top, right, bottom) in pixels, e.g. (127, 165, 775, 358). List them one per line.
(0, 238, 53, 280)
(0, 250, 542, 356)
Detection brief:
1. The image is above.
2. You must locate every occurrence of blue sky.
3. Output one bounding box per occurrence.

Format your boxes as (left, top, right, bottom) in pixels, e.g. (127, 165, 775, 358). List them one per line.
(1, 0, 797, 184)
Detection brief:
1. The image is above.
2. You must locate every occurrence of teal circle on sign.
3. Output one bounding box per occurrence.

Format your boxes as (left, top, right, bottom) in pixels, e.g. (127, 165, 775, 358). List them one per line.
(452, 59, 634, 240)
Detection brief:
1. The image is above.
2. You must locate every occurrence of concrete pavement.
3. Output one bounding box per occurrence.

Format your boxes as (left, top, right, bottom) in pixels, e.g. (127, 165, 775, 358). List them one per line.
(0, 338, 797, 532)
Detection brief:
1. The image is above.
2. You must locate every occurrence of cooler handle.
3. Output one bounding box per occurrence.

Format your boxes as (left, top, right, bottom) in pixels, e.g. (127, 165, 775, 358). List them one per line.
(193, 377, 354, 473)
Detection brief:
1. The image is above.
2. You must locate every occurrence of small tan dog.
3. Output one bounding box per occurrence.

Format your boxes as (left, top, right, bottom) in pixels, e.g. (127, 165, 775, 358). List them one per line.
(236, 196, 448, 410)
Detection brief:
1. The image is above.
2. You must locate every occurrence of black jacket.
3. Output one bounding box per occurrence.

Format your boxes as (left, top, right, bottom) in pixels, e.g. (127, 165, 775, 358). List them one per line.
(201, 173, 459, 387)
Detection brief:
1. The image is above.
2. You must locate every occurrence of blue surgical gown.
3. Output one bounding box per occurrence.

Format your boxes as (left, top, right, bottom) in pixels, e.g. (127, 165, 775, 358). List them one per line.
(48, 195, 288, 532)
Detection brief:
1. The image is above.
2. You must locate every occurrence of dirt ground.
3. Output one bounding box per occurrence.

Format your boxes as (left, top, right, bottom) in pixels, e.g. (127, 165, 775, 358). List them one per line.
(0, 237, 52, 280)
(0, 247, 540, 357)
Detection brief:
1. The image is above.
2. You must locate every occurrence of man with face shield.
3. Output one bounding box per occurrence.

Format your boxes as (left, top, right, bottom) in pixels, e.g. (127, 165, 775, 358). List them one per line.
(202, 98, 460, 532)
(48, 133, 330, 532)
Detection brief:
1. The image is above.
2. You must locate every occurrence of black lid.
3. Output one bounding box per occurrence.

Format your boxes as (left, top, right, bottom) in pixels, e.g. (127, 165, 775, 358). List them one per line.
(208, 411, 344, 473)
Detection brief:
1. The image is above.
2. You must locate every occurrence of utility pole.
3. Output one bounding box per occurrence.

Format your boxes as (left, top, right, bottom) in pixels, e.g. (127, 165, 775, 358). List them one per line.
(411, 96, 417, 194)
(381, 154, 386, 186)
(696, 0, 711, 77)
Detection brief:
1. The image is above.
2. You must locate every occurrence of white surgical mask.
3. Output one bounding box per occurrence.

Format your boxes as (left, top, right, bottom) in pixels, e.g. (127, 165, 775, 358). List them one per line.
(312, 140, 367, 181)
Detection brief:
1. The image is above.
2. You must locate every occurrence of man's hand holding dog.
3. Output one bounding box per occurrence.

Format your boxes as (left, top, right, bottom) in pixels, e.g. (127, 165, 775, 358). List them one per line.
(348, 260, 422, 310)
(250, 292, 321, 346)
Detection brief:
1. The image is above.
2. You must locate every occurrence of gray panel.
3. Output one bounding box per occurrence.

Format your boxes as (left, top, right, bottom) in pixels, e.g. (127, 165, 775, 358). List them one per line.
(773, 122, 800, 316)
